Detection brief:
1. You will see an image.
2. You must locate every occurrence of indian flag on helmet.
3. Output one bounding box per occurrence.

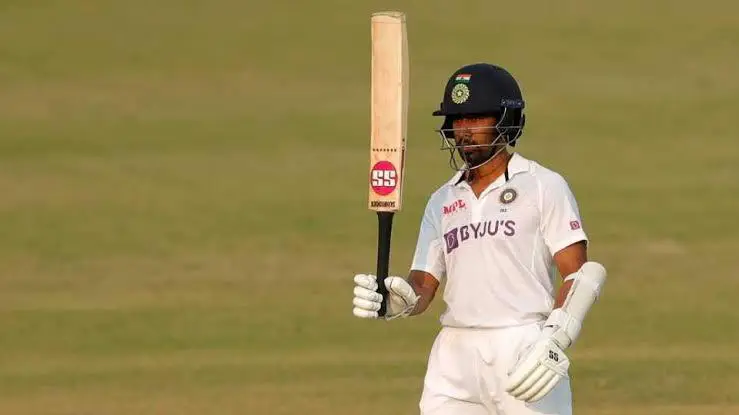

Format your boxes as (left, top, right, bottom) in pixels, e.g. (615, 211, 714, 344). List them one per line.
(455, 74, 471, 82)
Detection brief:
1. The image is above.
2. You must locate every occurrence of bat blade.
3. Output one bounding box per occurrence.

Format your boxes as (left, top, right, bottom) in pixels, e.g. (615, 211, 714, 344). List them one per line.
(369, 11, 408, 213)
(369, 11, 408, 317)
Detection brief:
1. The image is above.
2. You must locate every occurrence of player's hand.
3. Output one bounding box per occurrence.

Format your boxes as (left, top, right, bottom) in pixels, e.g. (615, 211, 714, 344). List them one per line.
(352, 274, 419, 320)
(505, 329, 570, 403)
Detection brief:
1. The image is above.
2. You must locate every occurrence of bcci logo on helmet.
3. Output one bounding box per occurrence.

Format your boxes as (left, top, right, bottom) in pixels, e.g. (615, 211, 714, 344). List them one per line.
(451, 83, 470, 104)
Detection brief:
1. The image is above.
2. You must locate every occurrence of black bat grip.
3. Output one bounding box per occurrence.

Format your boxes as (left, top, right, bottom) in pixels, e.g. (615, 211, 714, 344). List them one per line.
(376, 211, 394, 318)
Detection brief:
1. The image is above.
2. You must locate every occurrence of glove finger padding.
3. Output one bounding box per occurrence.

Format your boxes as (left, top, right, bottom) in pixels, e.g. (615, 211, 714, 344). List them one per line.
(519, 369, 557, 402)
(353, 297, 380, 311)
(506, 338, 569, 403)
(354, 274, 378, 290)
(527, 372, 561, 403)
(352, 307, 378, 319)
(508, 364, 546, 397)
(507, 348, 541, 389)
(353, 285, 382, 302)
(353, 274, 382, 319)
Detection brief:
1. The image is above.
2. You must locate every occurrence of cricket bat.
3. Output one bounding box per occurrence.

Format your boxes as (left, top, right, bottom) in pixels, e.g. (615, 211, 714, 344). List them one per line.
(369, 11, 409, 317)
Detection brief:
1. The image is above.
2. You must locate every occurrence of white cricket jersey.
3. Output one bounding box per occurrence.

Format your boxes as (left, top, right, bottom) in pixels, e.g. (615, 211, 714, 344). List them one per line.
(410, 153, 588, 328)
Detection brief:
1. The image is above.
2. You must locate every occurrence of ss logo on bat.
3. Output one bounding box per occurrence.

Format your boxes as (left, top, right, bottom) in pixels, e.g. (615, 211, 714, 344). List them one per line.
(371, 169, 396, 187)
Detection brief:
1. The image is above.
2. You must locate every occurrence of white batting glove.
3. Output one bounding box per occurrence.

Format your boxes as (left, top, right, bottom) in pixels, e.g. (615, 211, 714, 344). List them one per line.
(505, 327, 570, 403)
(352, 274, 419, 320)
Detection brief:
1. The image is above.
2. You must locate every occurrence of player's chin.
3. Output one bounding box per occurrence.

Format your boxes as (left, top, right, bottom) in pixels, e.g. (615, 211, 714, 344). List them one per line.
(462, 151, 484, 166)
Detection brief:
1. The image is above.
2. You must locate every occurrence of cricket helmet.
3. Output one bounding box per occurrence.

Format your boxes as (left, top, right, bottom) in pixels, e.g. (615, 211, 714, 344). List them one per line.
(433, 63, 526, 146)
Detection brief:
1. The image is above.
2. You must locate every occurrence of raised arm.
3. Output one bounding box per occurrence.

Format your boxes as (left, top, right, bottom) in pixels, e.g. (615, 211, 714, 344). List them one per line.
(352, 195, 445, 320)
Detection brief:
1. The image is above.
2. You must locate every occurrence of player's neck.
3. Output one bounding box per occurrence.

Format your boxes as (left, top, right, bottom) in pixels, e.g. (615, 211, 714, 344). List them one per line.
(465, 151, 512, 194)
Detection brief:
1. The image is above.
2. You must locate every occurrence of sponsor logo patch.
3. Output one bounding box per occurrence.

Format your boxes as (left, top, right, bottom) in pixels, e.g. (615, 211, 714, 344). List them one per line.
(442, 199, 467, 216)
(444, 220, 517, 253)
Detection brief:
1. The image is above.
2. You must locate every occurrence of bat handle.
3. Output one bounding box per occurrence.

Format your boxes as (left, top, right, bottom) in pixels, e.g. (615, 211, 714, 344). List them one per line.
(375, 211, 394, 318)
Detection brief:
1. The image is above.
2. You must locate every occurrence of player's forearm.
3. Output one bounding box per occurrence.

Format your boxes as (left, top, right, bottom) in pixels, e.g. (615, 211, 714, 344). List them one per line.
(553, 279, 575, 309)
(407, 270, 439, 316)
(545, 262, 607, 349)
(552, 241, 588, 310)
(409, 285, 435, 315)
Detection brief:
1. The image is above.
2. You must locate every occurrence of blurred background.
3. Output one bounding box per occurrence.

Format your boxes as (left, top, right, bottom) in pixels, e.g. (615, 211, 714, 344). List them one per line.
(0, 1, 738, 414)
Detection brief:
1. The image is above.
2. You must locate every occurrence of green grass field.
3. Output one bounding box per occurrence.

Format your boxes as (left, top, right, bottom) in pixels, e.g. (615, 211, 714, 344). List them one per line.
(1, 1, 738, 413)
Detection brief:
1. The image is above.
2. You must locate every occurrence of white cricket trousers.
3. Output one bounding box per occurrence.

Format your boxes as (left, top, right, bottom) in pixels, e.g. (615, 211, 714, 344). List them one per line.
(419, 322, 572, 415)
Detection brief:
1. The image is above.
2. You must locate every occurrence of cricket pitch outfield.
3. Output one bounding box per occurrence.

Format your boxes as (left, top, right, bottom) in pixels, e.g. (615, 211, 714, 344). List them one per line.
(0, 1, 738, 414)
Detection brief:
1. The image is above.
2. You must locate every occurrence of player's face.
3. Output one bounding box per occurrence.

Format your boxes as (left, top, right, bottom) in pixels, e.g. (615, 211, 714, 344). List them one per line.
(451, 116, 499, 167)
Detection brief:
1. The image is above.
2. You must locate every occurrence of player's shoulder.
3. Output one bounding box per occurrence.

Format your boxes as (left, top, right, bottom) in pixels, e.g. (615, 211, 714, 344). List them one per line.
(422, 172, 462, 211)
(521, 155, 572, 189)
(428, 178, 456, 205)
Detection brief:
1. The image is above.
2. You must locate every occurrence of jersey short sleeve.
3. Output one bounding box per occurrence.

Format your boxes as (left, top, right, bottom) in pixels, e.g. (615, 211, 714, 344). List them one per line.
(410, 197, 446, 282)
(540, 173, 588, 255)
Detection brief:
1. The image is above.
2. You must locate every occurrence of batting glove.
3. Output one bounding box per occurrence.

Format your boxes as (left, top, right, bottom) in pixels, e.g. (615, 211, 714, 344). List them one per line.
(352, 274, 418, 320)
(505, 328, 570, 403)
